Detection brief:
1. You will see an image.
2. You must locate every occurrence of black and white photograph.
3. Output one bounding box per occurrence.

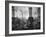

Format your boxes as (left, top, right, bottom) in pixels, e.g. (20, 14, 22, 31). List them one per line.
(12, 6, 40, 30)
(5, 1, 45, 36)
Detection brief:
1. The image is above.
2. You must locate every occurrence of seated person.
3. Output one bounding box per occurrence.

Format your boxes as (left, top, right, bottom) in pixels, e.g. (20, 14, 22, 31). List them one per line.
(27, 17, 34, 29)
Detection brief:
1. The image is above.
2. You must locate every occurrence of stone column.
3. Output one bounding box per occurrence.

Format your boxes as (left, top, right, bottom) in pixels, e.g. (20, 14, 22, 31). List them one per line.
(29, 7, 32, 17)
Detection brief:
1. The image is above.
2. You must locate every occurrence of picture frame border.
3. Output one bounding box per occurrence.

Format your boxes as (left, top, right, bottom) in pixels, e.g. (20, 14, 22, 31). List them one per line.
(5, 1, 45, 36)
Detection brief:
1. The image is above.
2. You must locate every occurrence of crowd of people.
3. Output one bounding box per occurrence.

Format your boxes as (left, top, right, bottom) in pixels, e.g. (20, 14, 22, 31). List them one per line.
(12, 16, 40, 30)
